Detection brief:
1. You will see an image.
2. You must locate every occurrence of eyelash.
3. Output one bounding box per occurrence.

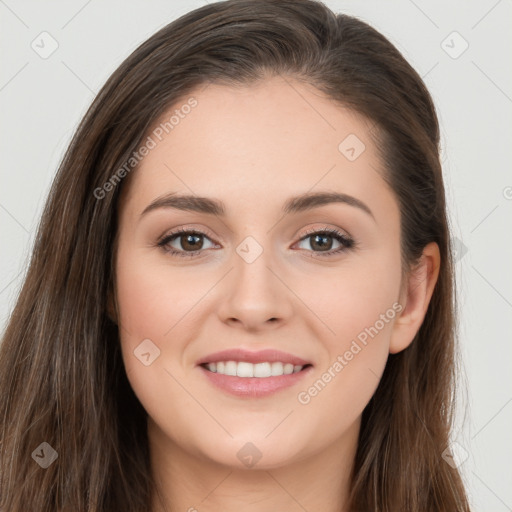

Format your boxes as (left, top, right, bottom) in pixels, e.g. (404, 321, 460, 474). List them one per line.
(156, 226, 355, 259)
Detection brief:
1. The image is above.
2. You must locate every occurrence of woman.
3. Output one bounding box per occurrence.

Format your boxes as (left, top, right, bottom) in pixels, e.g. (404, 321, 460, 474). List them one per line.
(0, 0, 471, 510)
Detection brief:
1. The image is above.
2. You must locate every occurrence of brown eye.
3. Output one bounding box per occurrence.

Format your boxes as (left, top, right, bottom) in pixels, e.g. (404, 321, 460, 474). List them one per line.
(309, 233, 334, 252)
(178, 233, 204, 251)
(157, 229, 216, 257)
(296, 228, 354, 257)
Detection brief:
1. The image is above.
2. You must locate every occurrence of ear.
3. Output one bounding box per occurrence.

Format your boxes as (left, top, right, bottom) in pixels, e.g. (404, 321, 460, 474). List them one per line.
(389, 242, 441, 354)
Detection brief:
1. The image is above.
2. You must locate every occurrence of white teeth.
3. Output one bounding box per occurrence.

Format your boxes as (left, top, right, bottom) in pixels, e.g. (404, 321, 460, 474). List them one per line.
(225, 361, 237, 376)
(284, 363, 294, 375)
(271, 362, 283, 376)
(237, 362, 254, 378)
(205, 361, 305, 377)
(254, 362, 272, 377)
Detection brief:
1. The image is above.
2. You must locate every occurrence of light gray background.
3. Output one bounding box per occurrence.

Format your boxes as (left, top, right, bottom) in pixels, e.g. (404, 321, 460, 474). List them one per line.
(1, 1, 511, 510)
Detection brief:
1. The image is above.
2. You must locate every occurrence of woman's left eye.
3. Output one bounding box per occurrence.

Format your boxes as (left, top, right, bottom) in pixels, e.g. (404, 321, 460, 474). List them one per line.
(295, 228, 354, 256)
(157, 227, 354, 258)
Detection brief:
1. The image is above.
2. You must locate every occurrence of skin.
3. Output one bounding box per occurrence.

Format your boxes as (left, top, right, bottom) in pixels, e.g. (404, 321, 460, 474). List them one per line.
(109, 75, 440, 512)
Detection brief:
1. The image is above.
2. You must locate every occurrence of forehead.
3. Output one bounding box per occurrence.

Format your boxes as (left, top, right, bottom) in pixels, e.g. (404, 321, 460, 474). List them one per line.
(119, 76, 395, 219)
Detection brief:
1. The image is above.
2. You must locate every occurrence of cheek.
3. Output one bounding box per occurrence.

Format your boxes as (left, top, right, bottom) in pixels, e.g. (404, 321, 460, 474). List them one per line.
(114, 245, 205, 339)
(295, 297, 397, 447)
(115, 247, 157, 333)
(302, 247, 401, 346)
(114, 246, 213, 422)
(293, 250, 401, 418)
(114, 248, 174, 406)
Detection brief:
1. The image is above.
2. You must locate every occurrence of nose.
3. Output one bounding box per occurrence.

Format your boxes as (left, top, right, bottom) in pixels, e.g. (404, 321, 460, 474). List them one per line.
(216, 240, 293, 332)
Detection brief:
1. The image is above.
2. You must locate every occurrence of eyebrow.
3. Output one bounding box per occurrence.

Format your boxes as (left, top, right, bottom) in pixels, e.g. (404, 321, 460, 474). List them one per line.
(140, 191, 375, 220)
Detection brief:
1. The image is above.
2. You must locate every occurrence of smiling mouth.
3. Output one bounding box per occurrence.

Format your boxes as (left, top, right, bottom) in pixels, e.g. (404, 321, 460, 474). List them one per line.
(200, 361, 313, 378)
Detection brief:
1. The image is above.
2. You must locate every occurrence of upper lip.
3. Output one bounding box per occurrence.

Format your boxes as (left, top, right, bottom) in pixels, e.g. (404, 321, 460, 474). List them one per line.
(196, 348, 312, 366)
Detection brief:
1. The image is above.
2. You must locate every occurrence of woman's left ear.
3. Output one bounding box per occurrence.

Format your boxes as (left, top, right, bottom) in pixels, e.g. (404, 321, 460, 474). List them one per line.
(389, 242, 441, 354)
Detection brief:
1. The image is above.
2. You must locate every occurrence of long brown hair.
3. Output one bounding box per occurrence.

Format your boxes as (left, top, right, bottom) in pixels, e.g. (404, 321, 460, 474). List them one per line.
(0, 0, 470, 510)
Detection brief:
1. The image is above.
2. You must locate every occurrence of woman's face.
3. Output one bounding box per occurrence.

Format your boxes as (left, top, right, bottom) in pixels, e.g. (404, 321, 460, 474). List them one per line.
(113, 76, 406, 469)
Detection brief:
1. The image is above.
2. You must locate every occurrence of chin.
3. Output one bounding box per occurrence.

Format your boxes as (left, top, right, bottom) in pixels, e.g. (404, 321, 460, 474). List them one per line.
(194, 433, 312, 471)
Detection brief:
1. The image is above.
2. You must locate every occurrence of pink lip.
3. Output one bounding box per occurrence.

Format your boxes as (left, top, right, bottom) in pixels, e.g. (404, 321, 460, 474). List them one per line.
(196, 348, 311, 366)
(199, 364, 313, 398)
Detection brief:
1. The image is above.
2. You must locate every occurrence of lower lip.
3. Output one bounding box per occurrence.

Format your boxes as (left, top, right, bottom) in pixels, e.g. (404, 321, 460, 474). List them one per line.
(198, 365, 313, 398)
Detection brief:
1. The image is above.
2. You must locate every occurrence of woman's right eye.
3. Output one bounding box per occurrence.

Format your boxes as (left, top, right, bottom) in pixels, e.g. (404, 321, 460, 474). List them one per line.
(157, 229, 216, 258)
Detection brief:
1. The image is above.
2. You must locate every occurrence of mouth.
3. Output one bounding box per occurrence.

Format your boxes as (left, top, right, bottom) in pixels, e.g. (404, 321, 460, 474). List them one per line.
(200, 361, 313, 377)
(198, 358, 313, 398)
